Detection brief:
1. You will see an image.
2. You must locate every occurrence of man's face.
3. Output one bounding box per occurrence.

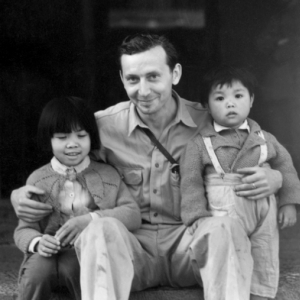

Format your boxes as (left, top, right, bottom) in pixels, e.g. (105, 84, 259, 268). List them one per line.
(207, 80, 254, 129)
(120, 46, 181, 117)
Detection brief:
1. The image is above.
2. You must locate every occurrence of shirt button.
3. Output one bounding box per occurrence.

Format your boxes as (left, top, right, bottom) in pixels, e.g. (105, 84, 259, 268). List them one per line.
(153, 212, 158, 217)
(155, 163, 159, 168)
(153, 189, 157, 194)
(70, 193, 74, 197)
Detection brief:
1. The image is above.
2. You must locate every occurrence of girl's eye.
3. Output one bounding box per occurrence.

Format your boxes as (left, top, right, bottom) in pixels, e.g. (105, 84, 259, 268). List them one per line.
(77, 130, 89, 138)
(216, 96, 224, 101)
(54, 135, 67, 139)
(236, 94, 243, 98)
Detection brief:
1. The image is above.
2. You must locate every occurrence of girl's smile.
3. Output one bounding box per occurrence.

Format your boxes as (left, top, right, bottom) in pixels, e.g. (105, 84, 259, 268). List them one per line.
(51, 129, 91, 167)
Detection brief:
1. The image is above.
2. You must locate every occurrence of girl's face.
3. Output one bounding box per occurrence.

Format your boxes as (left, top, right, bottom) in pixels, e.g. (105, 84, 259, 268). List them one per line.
(207, 80, 254, 129)
(51, 129, 91, 167)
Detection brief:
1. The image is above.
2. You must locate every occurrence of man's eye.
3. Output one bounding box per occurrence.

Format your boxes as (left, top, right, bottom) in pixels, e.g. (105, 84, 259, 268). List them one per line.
(149, 75, 158, 80)
(127, 77, 138, 83)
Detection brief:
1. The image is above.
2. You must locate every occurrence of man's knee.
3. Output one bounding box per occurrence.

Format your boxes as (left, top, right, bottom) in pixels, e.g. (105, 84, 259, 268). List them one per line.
(84, 217, 125, 234)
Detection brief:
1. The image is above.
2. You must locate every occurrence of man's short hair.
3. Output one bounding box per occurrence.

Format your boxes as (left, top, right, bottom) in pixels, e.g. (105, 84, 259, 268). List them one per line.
(118, 33, 179, 71)
(201, 65, 257, 106)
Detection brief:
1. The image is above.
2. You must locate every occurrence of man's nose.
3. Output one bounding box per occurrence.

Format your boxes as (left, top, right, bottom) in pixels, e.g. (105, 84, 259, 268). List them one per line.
(138, 80, 150, 97)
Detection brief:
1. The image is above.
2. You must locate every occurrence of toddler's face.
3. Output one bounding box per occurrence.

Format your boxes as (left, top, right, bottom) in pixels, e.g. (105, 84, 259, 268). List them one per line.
(207, 80, 254, 129)
(51, 129, 91, 167)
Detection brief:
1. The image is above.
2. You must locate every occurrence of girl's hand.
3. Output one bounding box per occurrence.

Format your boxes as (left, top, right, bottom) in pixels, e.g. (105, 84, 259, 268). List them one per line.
(278, 204, 297, 229)
(55, 214, 92, 247)
(38, 234, 61, 257)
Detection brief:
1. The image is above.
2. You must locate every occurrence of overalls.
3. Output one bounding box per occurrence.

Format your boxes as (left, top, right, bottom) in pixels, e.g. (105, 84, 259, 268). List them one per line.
(202, 132, 279, 298)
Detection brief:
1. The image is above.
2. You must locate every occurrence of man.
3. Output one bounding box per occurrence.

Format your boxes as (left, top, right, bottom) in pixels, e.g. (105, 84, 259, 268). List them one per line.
(11, 34, 282, 300)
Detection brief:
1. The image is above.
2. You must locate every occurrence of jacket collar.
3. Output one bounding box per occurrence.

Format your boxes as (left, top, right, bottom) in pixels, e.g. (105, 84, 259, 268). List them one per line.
(200, 118, 266, 149)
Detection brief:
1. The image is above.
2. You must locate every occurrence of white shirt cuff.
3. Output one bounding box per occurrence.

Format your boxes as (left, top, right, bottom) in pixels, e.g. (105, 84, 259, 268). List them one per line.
(28, 237, 42, 253)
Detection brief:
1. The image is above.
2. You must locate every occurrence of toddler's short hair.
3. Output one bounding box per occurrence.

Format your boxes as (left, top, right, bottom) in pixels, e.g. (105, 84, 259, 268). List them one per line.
(37, 96, 100, 152)
(201, 65, 257, 106)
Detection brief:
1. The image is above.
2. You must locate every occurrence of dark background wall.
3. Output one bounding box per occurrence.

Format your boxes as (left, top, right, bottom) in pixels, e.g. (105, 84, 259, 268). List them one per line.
(1, 0, 300, 197)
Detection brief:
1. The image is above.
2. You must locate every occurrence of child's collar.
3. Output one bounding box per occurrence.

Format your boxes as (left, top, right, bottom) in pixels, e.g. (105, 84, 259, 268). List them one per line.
(213, 120, 250, 133)
(51, 156, 90, 175)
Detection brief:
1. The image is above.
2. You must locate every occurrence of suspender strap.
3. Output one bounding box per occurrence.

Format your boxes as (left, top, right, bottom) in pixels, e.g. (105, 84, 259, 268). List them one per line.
(257, 131, 268, 166)
(203, 130, 268, 176)
(141, 128, 179, 173)
(202, 136, 226, 177)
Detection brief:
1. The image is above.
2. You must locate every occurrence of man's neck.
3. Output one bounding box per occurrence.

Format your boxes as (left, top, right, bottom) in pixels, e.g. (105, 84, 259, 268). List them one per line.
(137, 96, 177, 139)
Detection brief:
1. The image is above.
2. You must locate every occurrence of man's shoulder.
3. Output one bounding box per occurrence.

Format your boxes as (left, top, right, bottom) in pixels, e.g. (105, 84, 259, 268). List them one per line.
(180, 97, 207, 112)
(94, 101, 130, 121)
(179, 96, 210, 130)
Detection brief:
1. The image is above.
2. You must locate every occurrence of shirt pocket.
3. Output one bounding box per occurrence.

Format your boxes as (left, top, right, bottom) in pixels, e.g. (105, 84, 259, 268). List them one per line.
(170, 164, 181, 220)
(115, 167, 143, 203)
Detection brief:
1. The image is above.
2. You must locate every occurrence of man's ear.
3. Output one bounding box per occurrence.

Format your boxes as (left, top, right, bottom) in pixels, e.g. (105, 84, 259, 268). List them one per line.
(172, 63, 182, 85)
(119, 70, 124, 84)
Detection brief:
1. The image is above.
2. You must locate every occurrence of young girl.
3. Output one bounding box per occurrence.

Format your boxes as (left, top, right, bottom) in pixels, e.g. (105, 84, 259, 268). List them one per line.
(14, 96, 141, 300)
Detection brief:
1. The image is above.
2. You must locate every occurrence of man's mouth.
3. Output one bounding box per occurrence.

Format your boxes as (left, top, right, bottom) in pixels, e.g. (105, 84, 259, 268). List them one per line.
(137, 97, 156, 102)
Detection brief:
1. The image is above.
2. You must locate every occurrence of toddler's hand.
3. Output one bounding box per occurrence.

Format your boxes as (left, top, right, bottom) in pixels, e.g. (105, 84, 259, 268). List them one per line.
(278, 204, 297, 230)
(38, 234, 60, 257)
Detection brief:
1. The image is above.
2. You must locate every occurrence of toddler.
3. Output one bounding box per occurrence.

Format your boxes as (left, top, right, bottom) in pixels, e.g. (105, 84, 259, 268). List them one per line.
(14, 96, 141, 300)
(181, 66, 300, 300)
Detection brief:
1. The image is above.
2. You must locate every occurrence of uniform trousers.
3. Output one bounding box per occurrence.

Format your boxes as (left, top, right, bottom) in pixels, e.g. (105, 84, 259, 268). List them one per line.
(75, 216, 253, 300)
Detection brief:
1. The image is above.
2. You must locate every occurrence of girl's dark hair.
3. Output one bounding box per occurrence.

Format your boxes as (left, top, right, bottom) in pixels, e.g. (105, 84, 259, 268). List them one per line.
(37, 96, 100, 152)
(118, 33, 179, 71)
(201, 65, 257, 106)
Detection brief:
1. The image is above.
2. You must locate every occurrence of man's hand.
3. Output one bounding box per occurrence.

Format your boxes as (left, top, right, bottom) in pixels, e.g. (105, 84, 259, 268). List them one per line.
(11, 185, 52, 222)
(234, 167, 282, 200)
(278, 204, 297, 230)
(38, 234, 61, 257)
(55, 214, 92, 247)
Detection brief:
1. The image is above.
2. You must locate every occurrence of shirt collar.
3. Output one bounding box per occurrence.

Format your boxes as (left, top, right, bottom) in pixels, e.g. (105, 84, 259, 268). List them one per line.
(51, 156, 90, 175)
(214, 119, 250, 133)
(127, 90, 197, 136)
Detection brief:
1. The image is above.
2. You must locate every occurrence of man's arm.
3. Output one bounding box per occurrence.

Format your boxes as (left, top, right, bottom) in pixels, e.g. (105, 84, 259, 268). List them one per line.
(11, 185, 52, 222)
